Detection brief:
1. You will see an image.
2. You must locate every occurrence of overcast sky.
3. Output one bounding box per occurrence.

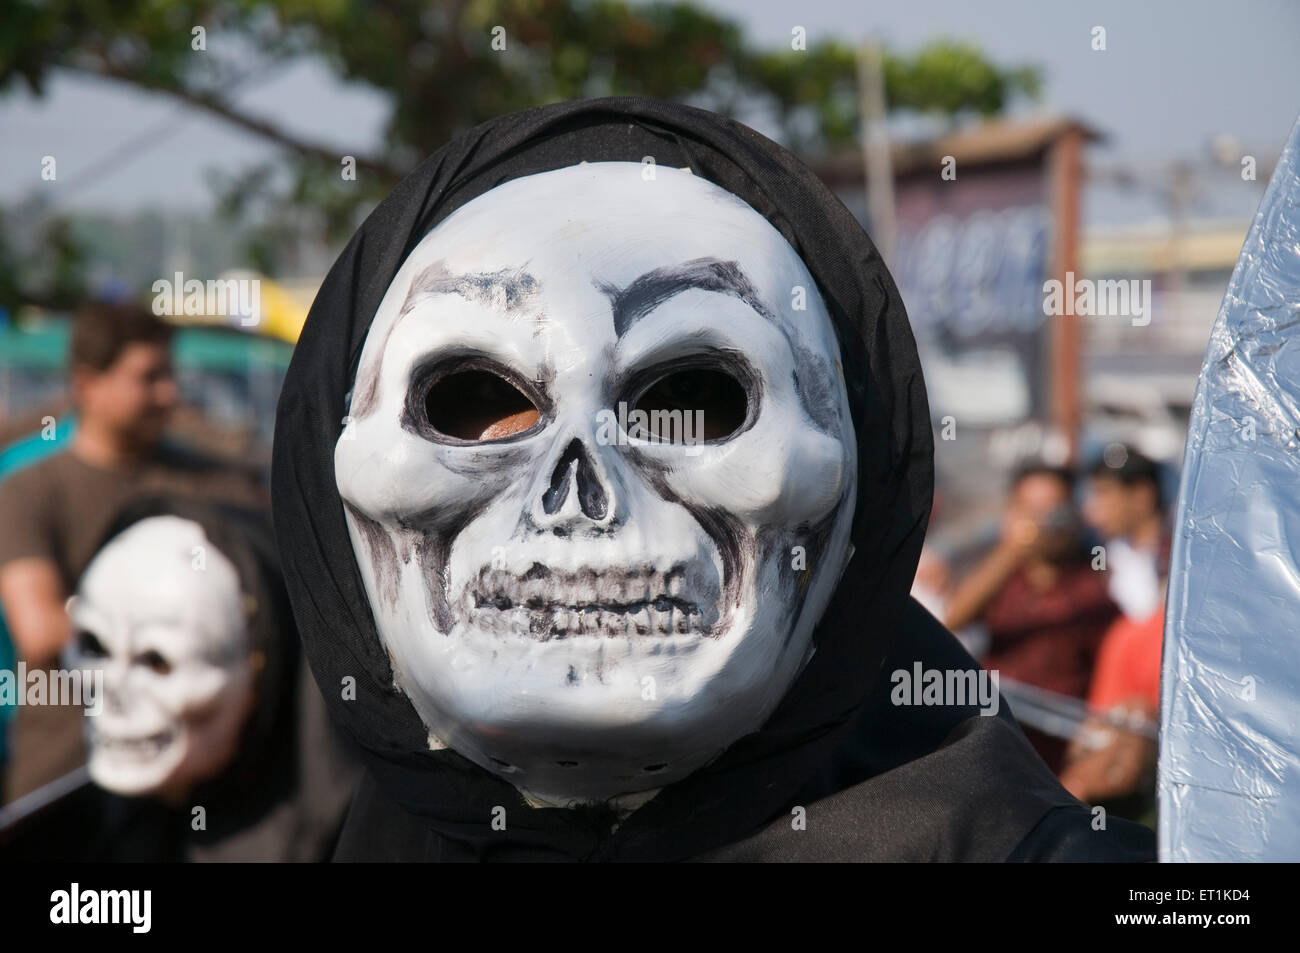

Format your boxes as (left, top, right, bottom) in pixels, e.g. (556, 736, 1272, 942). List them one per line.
(1, 0, 1296, 225)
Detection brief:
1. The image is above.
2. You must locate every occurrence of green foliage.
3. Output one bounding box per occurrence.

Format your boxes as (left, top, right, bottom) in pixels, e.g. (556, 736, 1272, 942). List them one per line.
(745, 39, 1042, 151)
(0, 1, 1041, 284)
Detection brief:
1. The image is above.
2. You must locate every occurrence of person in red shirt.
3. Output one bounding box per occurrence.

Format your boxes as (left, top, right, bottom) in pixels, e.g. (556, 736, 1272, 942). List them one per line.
(1059, 601, 1162, 823)
(1088, 607, 1162, 714)
(945, 462, 1119, 773)
(1057, 448, 1169, 822)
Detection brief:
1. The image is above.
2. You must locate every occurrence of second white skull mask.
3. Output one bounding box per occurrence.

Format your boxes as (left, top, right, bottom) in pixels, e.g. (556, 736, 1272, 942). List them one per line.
(336, 162, 857, 806)
(69, 516, 255, 798)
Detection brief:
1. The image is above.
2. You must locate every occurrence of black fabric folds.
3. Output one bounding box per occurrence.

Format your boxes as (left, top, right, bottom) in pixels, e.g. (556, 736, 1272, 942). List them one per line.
(271, 97, 1153, 862)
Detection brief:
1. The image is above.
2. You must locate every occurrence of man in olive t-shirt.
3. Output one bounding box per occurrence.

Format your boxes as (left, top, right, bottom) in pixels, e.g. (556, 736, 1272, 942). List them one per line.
(0, 302, 266, 803)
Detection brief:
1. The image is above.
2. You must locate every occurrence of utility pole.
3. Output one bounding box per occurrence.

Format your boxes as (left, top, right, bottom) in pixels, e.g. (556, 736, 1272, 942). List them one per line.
(857, 41, 897, 265)
(1048, 124, 1085, 464)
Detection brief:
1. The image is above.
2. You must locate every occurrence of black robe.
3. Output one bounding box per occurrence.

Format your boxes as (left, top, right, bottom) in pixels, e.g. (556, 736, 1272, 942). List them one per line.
(270, 97, 1155, 862)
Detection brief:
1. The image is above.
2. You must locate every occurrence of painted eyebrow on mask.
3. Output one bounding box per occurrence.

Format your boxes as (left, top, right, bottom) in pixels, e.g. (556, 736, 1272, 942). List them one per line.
(399, 260, 541, 317)
(596, 255, 843, 435)
(596, 257, 775, 337)
(349, 260, 542, 420)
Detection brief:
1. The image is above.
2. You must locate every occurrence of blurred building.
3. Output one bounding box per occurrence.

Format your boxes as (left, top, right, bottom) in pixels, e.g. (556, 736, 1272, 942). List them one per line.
(812, 117, 1247, 544)
(815, 116, 1098, 536)
(1081, 217, 1247, 469)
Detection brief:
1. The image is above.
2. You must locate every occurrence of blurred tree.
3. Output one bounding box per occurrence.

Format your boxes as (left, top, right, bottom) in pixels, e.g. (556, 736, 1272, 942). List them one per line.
(748, 38, 1042, 152)
(0, 0, 1039, 284)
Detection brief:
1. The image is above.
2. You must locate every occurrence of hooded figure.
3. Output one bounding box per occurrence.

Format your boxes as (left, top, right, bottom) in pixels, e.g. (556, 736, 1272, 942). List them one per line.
(0, 497, 358, 861)
(272, 98, 1155, 862)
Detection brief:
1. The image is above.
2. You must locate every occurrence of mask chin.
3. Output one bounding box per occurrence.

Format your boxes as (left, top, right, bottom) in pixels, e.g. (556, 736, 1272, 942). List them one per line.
(337, 161, 858, 805)
(88, 722, 186, 796)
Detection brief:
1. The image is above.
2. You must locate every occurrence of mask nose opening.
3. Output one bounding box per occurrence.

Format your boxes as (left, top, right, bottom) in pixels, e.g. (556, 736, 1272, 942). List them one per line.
(541, 438, 609, 522)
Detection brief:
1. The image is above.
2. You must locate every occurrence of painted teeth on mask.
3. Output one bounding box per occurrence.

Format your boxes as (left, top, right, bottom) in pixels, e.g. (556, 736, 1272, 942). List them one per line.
(465, 566, 712, 639)
(95, 728, 176, 756)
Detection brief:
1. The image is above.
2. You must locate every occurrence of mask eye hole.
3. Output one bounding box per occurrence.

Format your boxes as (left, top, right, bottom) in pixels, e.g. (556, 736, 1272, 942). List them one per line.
(424, 368, 541, 442)
(631, 367, 748, 442)
(137, 650, 172, 676)
(77, 630, 108, 659)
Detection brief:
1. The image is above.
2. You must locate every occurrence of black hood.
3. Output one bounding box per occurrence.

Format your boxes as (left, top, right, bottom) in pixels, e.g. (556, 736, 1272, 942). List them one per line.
(272, 97, 934, 861)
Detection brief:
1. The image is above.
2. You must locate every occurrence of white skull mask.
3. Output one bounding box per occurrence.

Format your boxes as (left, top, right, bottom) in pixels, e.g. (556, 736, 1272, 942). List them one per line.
(336, 162, 857, 806)
(69, 516, 256, 798)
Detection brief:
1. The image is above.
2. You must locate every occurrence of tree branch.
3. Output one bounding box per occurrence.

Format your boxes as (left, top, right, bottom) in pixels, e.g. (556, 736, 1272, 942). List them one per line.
(73, 65, 406, 183)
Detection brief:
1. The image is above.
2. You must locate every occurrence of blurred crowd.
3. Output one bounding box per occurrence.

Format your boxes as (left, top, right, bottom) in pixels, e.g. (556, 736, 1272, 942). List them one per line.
(0, 302, 358, 860)
(913, 447, 1169, 825)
